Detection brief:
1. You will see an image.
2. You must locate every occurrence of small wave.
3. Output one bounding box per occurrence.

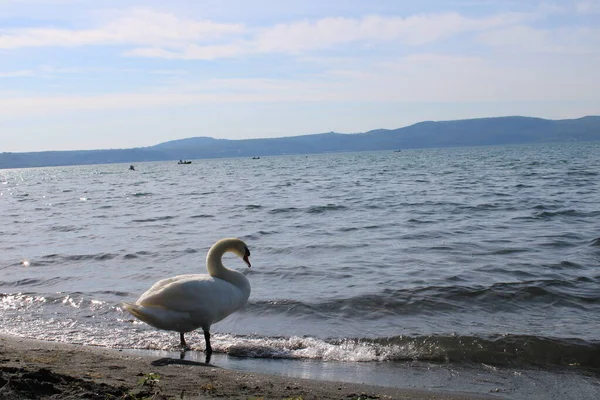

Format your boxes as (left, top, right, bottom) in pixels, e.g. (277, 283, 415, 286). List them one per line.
(131, 192, 152, 197)
(546, 261, 585, 270)
(189, 214, 214, 219)
(533, 204, 551, 210)
(536, 210, 577, 218)
(32, 253, 119, 266)
(73, 253, 119, 261)
(0, 277, 67, 288)
(245, 205, 263, 210)
(459, 203, 501, 211)
(534, 209, 600, 219)
(257, 230, 278, 236)
(0, 293, 47, 310)
(91, 290, 130, 297)
(490, 248, 528, 255)
(0, 292, 110, 311)
(364, 224, 383, 229)
(131, 250, 152, 256)
(306, 204, 347, 214)
(407, 218, 435, 224)
(132, 216, 175, 223)
(215, 333, 600, 368)
(50, 225, 82, 232)
(567, 170, 598, 177)
(269, 207, 299, 214)
(164, 248, 198, 258)
(303, 242, 361, 250)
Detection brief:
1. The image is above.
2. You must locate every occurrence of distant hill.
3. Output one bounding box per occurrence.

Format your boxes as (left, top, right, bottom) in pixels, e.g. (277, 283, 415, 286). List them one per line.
(2, 115, 599, 169)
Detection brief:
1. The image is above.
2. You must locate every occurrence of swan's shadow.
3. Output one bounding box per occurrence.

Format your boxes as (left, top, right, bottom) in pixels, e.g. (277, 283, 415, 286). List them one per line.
(150, 357, 220, 368)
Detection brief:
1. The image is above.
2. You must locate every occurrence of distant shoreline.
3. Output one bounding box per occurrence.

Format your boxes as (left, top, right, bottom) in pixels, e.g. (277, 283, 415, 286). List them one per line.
(2, 115, 599, 169)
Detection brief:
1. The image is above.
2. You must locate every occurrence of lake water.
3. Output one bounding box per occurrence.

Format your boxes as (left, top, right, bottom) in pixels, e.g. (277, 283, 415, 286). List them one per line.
(1, 143, 599, 399)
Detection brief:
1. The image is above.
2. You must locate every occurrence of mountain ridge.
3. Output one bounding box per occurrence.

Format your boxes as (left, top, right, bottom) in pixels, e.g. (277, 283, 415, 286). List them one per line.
(2, 115, 599, 168)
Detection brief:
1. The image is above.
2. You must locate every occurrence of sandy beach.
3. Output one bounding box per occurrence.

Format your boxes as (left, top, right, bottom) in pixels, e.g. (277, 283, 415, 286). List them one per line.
(0, 334, 494, 399)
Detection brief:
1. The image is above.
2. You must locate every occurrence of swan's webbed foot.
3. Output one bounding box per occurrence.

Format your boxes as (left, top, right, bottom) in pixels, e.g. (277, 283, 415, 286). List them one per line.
(204, 330, 212, 364)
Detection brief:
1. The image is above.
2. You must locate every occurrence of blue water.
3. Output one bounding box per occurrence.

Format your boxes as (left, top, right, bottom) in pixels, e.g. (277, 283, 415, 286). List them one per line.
(1, 143, 600, 398)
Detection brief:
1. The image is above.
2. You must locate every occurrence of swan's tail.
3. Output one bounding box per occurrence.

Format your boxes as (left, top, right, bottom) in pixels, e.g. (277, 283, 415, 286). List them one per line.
(122, 302, 144, 319)
(122, 302, 159, 324)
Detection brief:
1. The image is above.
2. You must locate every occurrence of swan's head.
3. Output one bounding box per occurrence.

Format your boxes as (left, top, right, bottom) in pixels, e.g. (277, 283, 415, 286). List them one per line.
(211, 238, 252, 268)
(242, 246, 251, 268)
(228, 238, 251, 268)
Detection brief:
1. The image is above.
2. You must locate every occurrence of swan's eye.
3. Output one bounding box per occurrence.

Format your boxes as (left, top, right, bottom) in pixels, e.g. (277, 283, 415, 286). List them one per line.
(244, 247, 250, 257)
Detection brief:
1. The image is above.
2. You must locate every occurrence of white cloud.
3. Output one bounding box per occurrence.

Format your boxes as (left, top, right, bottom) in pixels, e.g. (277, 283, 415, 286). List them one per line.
(0, 8, 244, 49)
(0, 69, 35, 78)
(0, 65, 88, 78)
(101, 8, 245, 46)
(1, 5, 534, 59)
(125, 43, 249, 60)
(245, 6, 552, 55)
(126, 11, 532, 60)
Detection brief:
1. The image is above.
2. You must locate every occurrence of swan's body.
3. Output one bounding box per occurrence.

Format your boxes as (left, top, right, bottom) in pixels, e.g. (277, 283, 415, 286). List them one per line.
(123, 238, 251, 362)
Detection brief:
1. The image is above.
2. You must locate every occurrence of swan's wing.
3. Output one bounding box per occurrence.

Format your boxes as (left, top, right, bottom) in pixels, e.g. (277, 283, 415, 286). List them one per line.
(139, 274, 201, 300)
(137, 274, 244, 314)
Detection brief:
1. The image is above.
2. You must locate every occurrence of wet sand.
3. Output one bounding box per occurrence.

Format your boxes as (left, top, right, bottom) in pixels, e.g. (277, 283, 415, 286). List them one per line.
(0, 334, 494, 399)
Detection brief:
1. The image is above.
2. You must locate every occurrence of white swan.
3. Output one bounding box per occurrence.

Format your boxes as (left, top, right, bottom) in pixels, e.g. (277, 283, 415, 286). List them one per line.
(123, 238, 251, 363)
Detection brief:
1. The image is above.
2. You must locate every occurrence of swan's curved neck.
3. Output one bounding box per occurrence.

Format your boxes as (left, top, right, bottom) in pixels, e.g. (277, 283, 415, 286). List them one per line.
(205, 240, 249, 292)
(206, 239, 232, 276)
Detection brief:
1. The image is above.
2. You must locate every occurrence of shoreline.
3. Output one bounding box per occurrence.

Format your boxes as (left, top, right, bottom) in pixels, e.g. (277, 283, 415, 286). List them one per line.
(0, 334, 492, 399)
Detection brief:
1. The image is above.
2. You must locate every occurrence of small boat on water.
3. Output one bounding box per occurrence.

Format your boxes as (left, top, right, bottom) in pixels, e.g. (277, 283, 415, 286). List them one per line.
(178, 160, 192, 164)
(252, 156, 260, 160)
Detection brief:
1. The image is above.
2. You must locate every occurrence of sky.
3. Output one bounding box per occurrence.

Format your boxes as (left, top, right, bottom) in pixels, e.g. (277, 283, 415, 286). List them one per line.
(1, 0, 599, 152)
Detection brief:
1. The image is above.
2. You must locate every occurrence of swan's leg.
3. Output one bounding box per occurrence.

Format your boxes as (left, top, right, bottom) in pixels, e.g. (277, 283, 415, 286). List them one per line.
(180, 332, 191, 350)
(204, 330, 212, 364)
(179, 332, 191, 359)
